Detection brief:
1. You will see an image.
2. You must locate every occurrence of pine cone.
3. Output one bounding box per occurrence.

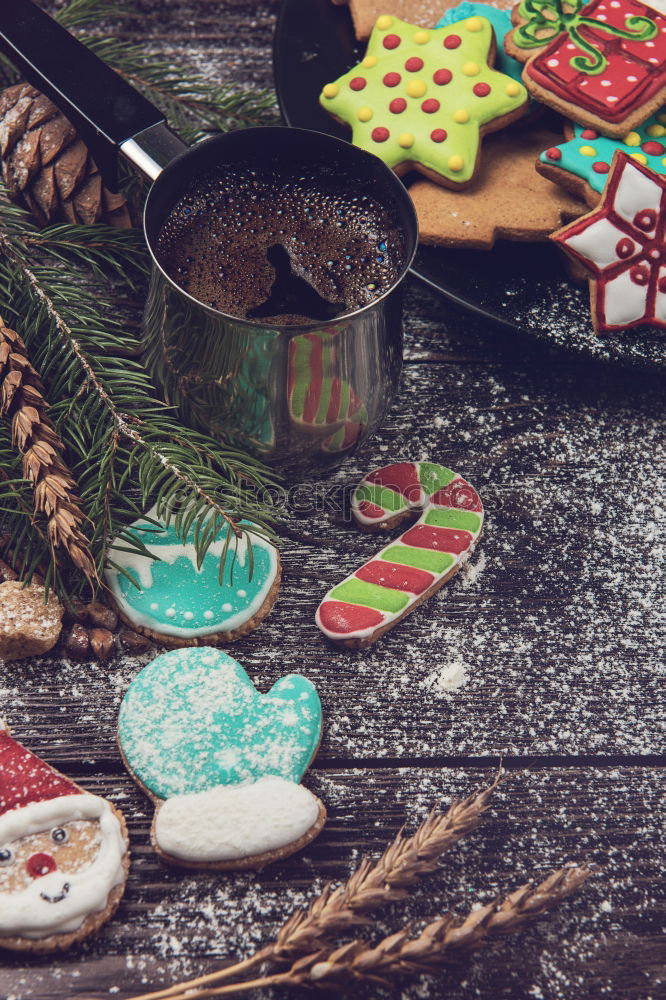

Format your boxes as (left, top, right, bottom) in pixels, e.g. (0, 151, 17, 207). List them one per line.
(0, 82, 131, 228)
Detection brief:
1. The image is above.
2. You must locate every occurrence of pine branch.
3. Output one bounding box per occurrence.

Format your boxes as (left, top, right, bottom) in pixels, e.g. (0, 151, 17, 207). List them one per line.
(0, 193, 279, 597)
(0, 316, 97, 586)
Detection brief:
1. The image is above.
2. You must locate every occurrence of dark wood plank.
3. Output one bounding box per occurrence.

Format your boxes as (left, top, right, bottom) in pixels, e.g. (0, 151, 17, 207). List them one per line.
(1, 766, 663, 1000)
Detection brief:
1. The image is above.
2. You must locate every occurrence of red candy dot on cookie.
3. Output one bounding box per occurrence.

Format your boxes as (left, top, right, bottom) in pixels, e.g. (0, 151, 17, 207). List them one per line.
(372, 127, 390, 142)
(615, 237, 635, 259)
(581, 129, 598, 139)
(383, 34, 401, 49)
(383, 72, 401, 87)
(405, 57, 424, 71)
(433, 68, 453, 85)
(634, 209, 657, 231)
(592, 161, 610, 174)
(473, 82, 491, 97)
(642, 140, 665, 155)
(545, 147, 561, 161)
(421, 98, 440, 113)
(349, 77, 366, 91)
(444, 34, 461, 48)
(430, 128, 447, 142)
(26, 853, 57, 878)
(389, 97, 407, 113)
(630, 263, 649, 285)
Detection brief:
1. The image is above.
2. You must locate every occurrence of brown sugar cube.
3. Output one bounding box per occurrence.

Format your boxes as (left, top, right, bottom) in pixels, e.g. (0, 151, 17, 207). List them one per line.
(0, 581, 63, 661)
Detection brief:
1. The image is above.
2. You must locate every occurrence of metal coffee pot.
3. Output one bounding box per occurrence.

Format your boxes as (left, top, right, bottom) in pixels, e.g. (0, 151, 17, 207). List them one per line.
(0, 1, 418, 474)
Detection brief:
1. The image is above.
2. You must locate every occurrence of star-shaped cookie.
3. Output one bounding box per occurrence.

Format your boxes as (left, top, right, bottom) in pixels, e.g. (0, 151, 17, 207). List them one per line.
(408, 129, 585, 248)
(552, 151, 666, 333)
(320, 14, 528, 188)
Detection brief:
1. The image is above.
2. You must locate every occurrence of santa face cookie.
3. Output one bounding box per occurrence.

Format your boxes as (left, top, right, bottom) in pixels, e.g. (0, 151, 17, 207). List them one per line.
(105, 509, 280, 645)
(320, 14, 528, 189)
(0, 727, 129, 952)
(316, 461, 483, 648)
(118, 647, 326, 870)
(551, 150, 666, 332)
(505, 0, 666, 137)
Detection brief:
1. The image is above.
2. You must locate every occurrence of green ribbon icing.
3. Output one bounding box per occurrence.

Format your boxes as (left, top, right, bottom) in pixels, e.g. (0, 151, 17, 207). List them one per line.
(513, 0, 657, 75)
(118, 647, 322, 800)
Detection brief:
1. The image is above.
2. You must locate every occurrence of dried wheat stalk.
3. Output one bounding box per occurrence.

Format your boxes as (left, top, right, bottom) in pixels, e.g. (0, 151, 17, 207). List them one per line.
(130, 777, 501, 1000)
(138, 866, 590, 999)
(0, 316, 96, 583)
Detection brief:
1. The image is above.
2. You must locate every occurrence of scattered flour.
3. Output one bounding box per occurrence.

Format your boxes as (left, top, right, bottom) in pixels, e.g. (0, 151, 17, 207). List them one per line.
(423, 657, 469, 696)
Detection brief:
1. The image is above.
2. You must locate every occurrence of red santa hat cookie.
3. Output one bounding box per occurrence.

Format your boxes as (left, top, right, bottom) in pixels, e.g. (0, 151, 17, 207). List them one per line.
(0, 725, 129, 952)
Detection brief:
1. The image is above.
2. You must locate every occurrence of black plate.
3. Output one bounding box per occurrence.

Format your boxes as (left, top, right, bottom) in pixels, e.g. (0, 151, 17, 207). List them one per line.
(273, 0, 666, 370)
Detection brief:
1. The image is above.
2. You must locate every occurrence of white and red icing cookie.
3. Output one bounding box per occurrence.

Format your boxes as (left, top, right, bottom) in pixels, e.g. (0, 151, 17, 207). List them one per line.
(552, 150, 666, 332)
(316, 461, 483, 648)
(118, 647, 325, 870)
(105, 509, 280, 645)
(0, 726, 129, 952)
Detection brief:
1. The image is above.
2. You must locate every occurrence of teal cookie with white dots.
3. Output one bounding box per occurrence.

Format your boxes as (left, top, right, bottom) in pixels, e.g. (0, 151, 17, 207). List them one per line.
(104, 509, 280, 645)
(118, 647, 326, 870)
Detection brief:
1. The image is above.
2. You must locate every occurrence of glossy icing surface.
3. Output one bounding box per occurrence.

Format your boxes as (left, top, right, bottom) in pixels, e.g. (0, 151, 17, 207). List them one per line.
(553, 152, 666, 331)
(437, 2, 521, 81)
(316, 462, 483, 642)
(320, 14, 527, 185)
(105, 511, 278, 637)
(540, 112, 666, 197)
(118, 647, 322, 801)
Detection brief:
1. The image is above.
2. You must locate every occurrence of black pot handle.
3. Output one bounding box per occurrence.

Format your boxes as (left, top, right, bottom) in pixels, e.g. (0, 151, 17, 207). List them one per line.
(0, 0, 185, 188)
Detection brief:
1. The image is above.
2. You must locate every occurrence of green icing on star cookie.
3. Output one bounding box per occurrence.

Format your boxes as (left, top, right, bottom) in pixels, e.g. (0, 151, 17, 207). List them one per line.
(319, 14, 528, 186)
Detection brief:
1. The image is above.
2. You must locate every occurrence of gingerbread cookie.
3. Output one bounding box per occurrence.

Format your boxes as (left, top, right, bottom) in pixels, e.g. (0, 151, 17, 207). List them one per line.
(118, 647, 326, 869)
(505, 0, 666, 137)
(409, 128, 586, 248)
(437, 1, 524, 83)
(320, 14, 528, 189)
(105, 509, 280, 645)
(0, 726, 129, 953)
(551, 150, 666, 332)
(316, 461, 483, 648)
(538, 111, 666, 207)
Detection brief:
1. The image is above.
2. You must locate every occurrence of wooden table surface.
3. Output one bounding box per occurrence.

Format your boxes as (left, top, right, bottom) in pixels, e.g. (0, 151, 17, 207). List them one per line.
(1, 2, 664, 999)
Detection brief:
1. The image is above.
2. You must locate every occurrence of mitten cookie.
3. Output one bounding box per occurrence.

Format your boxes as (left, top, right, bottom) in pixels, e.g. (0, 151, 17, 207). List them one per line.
(505, 0, 666, 137)
(118, 647, 326, 870)
(551, 150, 666, 332)
(320, 14, 528, 189)
(105, 509, 280, 645)
(316, 461, 483, 648)
(0, 726, 129, 953)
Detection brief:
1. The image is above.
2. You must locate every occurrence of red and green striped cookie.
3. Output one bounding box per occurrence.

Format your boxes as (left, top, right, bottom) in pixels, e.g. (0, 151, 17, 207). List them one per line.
(316, 461, 483, 648)
(288, 332, 368, 455)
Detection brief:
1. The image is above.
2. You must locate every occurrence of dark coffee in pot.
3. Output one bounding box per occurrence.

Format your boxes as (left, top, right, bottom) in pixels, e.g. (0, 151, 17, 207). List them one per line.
(155, 161, 405, 325)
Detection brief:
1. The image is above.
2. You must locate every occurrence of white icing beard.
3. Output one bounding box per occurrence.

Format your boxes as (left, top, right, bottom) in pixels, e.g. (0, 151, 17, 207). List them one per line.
(154, 776, 320, 862)
(0, 795, 127, 940)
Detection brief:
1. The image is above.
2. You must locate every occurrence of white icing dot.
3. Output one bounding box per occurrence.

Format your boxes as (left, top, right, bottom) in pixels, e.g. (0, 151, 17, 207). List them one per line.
(165, 607, 176, 618)
(222, 603, 232, 612)
(184, 611, 194, 620)
(150, 602, 159, 611)
(237, 589, 247, 598)
(203, 610, 214, 620)
(547, 58, 559, 66)
(627, 75, 638, 81)
(649, 57, 659, 63)
(610, 1, 620, 6)
(601, 79, 611, 87)
(597, 13, 607, 19)
(607, 96, 619, 102)
(646, 40, 655, 47)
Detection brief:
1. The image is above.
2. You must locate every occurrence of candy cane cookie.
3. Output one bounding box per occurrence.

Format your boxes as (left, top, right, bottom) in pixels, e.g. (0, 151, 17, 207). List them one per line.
(316, 462, 483, 648)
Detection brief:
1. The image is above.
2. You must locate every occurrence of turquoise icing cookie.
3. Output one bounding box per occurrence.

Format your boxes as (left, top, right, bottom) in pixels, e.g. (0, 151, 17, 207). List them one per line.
(118, 647, 322, 800)
(104, 510, 278, 638)
(436, 3, 521, 82)
(539, 113, 666, 199)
